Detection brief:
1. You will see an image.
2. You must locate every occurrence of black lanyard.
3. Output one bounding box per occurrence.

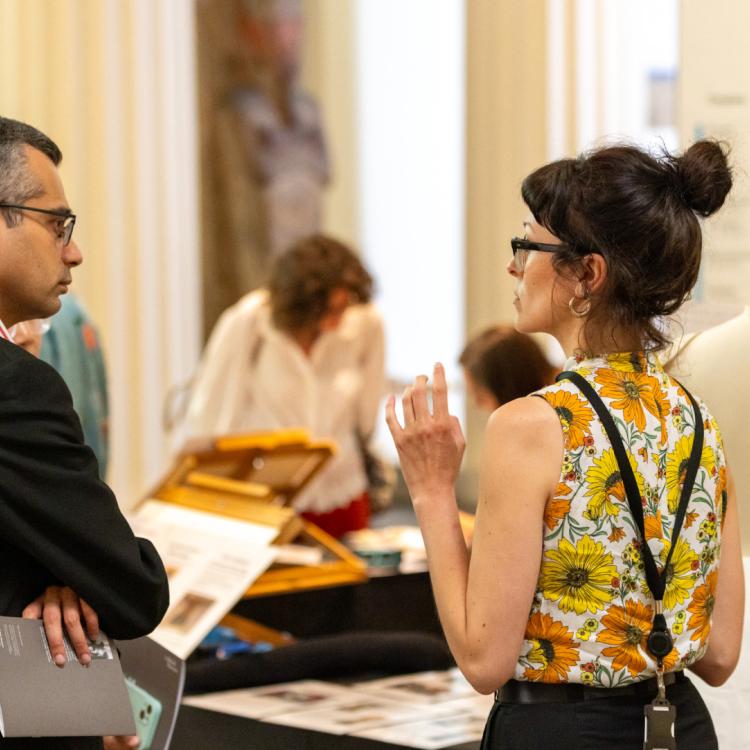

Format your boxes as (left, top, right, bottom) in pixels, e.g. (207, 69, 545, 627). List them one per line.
(557, 370, 704, 657)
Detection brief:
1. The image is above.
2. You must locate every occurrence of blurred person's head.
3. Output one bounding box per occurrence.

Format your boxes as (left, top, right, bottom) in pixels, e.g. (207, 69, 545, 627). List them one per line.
(510, 140, 732, 354)
(237, 0, 303, 82)
(269, 234, 373, 345)
(460, 326, 555, 412)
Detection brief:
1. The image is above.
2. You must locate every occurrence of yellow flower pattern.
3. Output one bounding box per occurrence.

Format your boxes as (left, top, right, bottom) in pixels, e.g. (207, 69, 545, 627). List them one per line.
(515, 352, 724, 686)
(584, 449, 645, 520)
(665, 435, 716, 513)
(541, 536, 618, 615)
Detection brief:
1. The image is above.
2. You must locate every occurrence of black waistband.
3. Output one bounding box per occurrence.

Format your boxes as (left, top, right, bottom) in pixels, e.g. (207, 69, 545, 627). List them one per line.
(495, 671, 687, 704)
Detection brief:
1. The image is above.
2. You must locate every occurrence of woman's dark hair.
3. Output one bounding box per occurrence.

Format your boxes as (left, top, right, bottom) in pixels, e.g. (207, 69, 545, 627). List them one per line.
(521, 140, 733, 350)
(269, 233, 373, 331)
(460, 326, 553, 405)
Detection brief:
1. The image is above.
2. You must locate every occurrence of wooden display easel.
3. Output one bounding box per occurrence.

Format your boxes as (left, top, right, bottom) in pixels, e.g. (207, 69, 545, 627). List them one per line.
(149, 429, 368, 599)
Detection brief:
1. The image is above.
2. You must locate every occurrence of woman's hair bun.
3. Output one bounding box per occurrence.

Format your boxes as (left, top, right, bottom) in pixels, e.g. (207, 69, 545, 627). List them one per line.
(671, 140, 732, 217)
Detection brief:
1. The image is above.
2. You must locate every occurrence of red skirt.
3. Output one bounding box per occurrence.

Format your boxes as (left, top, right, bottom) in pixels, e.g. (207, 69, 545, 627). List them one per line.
(301, 492, 370, 539)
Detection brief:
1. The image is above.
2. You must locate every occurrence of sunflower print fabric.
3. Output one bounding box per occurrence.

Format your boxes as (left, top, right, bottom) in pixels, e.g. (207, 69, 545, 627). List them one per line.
(514, 352, 726, 688)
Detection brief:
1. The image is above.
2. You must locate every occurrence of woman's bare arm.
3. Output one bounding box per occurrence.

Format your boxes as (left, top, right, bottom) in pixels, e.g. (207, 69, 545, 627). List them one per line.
(689, 464, 745, 686)
(387, 364, 562, 693)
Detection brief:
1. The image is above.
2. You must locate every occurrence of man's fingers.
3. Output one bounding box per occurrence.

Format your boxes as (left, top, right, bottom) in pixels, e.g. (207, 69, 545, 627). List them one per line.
(42, 587, 67, 667)
(103, 736, 140, 749)
(61, 587, 91, 666)
(80, 598, 100, 641)
(21, 596, 43, 620)
(25, 586, 100, 668)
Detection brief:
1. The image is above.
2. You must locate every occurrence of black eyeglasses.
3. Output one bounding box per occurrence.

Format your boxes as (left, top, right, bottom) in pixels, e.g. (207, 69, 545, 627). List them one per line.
(0, 203, 77, 246)
(510, 237, 568, 271)
(510, 236, 597, 271)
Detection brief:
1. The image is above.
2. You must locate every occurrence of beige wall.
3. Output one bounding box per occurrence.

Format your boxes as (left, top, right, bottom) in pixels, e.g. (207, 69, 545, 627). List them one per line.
(0, 0, 201, 507)
(461, 0, 550, 485)
(679, 0, 750, 552)
(301, 0, 359, 247)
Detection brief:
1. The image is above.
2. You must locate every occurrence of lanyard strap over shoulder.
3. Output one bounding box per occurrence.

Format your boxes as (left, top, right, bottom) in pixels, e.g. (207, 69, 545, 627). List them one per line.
(557, 370, 704, 602)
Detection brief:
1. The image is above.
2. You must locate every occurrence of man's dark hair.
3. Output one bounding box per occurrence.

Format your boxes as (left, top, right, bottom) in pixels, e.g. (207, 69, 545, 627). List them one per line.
(0, 117, 62, 226)
(269, 234, 373, 332)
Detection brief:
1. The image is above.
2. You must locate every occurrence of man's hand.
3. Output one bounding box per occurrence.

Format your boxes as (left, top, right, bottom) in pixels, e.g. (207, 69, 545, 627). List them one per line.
(103, 736, 140, 749)
(22, 585, 99, 667)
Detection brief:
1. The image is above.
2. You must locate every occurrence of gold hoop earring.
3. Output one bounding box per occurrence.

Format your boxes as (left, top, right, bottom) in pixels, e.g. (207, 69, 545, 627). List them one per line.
(568, 293, 591, 318)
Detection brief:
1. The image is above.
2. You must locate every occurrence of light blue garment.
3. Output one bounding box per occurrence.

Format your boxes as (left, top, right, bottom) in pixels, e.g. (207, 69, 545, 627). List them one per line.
(39, 294, 109, 478)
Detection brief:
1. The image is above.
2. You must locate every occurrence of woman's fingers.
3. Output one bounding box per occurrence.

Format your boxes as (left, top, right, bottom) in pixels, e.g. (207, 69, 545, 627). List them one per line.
(431, 363, 449, 419)
(395, 369, 452, 430)
(411, 375, 430, 421)
(385, 394, 404, 439)
(401, 385, 416, 426)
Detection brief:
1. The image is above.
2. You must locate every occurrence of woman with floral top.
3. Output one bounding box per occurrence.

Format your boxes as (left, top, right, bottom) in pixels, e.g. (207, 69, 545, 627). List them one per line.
(386, 140, 744, 749)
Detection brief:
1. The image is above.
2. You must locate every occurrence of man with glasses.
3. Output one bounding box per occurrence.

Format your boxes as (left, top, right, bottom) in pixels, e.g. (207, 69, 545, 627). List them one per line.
(0, 117, 169, 748)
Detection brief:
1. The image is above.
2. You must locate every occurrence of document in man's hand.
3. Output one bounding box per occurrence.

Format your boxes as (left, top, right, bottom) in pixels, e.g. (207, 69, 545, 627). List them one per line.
(0, 616, 136, 738)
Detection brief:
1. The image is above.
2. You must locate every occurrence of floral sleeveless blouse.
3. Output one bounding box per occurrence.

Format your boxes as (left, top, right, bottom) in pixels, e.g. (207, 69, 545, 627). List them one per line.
(513, 352, 726, 687)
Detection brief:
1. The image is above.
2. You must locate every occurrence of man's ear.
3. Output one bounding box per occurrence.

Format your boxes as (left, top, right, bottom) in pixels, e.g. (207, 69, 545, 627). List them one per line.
(578, 253, 608, 295)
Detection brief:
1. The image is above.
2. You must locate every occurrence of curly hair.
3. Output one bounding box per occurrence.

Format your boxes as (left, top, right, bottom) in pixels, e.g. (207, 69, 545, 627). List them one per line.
(269, 234, 373, 332)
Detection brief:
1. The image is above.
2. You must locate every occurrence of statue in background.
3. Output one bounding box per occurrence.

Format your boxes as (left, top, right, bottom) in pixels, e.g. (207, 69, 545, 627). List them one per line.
(198, 0, 330, 336)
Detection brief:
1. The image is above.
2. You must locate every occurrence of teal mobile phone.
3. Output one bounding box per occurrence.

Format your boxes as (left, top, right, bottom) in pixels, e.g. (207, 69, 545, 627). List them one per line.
(125, 680, 162, 750)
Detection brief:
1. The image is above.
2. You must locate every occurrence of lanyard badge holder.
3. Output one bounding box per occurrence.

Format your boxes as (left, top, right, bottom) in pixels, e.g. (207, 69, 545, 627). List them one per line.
(558, 372, 704, 750)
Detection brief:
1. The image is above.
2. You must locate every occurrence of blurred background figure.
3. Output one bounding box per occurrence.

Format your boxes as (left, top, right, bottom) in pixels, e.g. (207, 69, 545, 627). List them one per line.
(666, 307, 750, 547)
(186, 234, 384, 538)
(459, 325, 557, 413)
(10, 292, 110, 480)
(198, 0, 330, 335)
(40, 294, 109, 478)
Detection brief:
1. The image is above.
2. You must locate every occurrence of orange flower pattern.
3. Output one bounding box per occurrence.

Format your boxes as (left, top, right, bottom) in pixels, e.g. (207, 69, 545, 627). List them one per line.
(687, 569, 718, 647)
(544, 484, 572, 531)
(541, 390, 595, 450)
(598, 601, 678, 676)
(521, 613, 579, 682)
(594, 369, 665, 437)
(516, 352, 724, 687)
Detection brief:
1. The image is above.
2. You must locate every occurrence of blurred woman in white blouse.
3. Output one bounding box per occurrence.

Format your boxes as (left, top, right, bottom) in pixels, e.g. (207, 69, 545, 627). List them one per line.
(186, 234, 385, 537)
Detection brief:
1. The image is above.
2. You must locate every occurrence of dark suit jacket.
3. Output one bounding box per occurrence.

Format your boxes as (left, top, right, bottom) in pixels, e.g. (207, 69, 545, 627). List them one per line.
(0, 338, 170, 748)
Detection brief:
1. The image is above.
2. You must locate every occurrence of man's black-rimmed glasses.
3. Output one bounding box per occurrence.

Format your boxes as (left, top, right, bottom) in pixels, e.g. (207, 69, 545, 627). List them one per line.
(0, 203, 76, 246)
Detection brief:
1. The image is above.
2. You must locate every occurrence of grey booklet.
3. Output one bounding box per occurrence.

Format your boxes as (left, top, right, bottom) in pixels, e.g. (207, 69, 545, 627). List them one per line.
(0, 616, 136, 738)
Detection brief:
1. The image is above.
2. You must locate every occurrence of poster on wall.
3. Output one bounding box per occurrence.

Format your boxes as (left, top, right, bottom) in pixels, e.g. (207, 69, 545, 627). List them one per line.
(679, 1, 750, 328)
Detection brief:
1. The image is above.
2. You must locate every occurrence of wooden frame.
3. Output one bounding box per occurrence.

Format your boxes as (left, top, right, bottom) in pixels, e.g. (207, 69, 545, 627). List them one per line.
(149, 429, 367, 598)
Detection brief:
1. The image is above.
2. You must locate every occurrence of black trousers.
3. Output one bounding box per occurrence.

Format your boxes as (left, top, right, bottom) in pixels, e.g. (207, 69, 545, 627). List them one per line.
(480, 676, 718, 749)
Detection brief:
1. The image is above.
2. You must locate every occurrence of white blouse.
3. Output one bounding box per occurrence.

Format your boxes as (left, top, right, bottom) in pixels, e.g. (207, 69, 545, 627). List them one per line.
(185, 290, 385, 514)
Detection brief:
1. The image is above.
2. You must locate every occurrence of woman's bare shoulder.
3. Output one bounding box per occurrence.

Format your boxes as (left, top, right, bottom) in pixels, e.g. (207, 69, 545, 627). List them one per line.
(486, 394, 561, 445)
